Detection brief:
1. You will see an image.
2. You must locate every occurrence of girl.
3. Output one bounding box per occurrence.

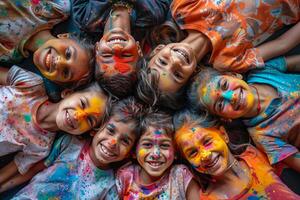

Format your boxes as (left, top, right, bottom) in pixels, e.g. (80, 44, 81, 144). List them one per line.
(137, 0, 300, 109)
(188, 51, 300, 172)
(72, 0, 170, 97)
(116, 111, 200, 199)
(174, 110, 299, 199)
(0, 66, 109, 187)
(5, 97, 144, 199)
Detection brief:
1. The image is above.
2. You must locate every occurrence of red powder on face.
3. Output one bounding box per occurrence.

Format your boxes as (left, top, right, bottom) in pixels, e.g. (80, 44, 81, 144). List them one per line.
(114, 62, 131, 74)
(31, 0, 40, 4)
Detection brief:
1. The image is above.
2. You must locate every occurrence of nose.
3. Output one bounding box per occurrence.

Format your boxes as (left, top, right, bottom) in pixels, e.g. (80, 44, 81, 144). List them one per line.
(150, 146, 161, 160)
(108, 138, 117, 149)
(74, 109, 88, 120)
(221, 90, 237, 103)
(200, 150, 212, 162)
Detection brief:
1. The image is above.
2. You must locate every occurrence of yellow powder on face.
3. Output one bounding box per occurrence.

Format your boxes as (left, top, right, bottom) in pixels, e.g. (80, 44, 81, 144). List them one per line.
(201, 86, 207, 97)
(138, 148, 147, 158)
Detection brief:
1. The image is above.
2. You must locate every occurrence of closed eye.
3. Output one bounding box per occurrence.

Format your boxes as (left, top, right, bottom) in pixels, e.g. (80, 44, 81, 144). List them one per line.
(158, 58, 167, 66)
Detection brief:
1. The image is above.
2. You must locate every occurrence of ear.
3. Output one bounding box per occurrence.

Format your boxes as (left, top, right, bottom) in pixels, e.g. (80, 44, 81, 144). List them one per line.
(136, 41, 143, 57)
(61, 88, 73, 99)
(219, 126, 229, 143)
(57, 33, 70, 39)
(149, 44, 165, 57)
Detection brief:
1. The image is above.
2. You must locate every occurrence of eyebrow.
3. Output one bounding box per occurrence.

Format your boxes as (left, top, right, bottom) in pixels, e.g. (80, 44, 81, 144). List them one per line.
(70, 46, 77, 61)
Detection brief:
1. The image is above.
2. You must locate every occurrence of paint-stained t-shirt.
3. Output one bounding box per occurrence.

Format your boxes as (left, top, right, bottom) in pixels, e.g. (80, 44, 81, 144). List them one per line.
(0, 65, 55, 174)
(13, 134, 118, 200)
(0, 0, 70, 64)
(171, 0, 300, 72)
(200, 146, 299, 200)
(116, 164, 193, 200)
(244, 57, 300, 164)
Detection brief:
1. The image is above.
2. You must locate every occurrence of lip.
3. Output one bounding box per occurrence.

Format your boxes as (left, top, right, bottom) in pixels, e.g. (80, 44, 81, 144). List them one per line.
(234, 88, 244, 110)
(146, 160, 165, 170)
(98, 143, 117, 159)
(65, 110, 75, 129)
(43, 48, 56, 73)
(203, 155, 220, 169)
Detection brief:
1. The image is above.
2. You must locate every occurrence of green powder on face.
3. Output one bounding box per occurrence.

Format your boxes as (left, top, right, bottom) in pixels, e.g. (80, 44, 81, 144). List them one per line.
(24, 114, 31, 122)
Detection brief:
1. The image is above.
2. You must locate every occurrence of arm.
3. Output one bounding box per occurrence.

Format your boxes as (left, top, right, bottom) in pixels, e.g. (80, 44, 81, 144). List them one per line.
(285, 55, 300, 72)
(186, 179, 201, 200)
(0, 160, 46, 193)
(282, 152, 300, 173)
(257, 22, 300, 61)
(0, 67, 9, 85)
(0, 161, 19, 184)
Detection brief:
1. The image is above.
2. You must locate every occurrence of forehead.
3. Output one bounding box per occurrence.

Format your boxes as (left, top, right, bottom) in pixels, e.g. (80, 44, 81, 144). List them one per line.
(140, 127, 172, 141)
(177, 126, 221, 143)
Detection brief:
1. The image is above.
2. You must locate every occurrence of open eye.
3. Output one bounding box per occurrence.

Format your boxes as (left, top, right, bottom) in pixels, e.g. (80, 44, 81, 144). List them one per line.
(142, 142, 152, 148)
(221, 79, 228, 90)
(107, 127, 115, 135)
(203, 138, 212, 146)
(188, 149, 198, 158)
(174, 71, 183, 80)
(80, 99, 86, 109)
(65, 47, 72, 60)
(216, 99, 224, 112)
(158, 58, 167, 66)
(121, 138, 130, 146)
(160, 143, 170, 149)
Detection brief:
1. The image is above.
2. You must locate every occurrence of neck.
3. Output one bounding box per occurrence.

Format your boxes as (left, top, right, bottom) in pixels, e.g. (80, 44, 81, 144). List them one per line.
(139, 167, 166, 185)
(36, 101, 60, 132)
(24, 30, 55, 52)
(182, 30, 212, 62)
(104, 6, 131, 34)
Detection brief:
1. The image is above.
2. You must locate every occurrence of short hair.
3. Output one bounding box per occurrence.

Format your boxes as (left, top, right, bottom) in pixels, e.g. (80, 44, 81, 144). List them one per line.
(96, 69, 137, 99)
(109, 96, 145, 138)
(136, 57, 187, 110)
(62, 33, 95, 89)
(140, 110, 174, 138)
(188, 67, 222, 113)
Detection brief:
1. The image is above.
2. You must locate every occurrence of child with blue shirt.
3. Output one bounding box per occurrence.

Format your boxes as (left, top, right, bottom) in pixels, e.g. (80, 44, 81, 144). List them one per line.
(3, 97, 144, 199)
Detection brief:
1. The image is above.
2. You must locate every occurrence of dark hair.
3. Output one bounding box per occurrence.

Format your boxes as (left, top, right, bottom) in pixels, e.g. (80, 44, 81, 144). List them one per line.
(188, 67, 222, 113)
(61, 33, 95, 89)
(136, 57, 187, 110)
(140, 110, 174, 138)
(95, 69, 137, 99)
(109, 96, 145, 139)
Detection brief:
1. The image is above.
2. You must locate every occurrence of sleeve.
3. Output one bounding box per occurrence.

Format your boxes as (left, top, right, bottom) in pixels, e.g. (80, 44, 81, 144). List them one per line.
(72, 0, 111, 33)
(116, 165, 135, 198)
(6, 65, 43, 88)
(264, 56, 287, 72)
(134, 0, 171, 28)
(212, 47, 265, 73)
(176, 164, 193, 192)
(44, 134, 72, 167)
(105, 185, 119, 200)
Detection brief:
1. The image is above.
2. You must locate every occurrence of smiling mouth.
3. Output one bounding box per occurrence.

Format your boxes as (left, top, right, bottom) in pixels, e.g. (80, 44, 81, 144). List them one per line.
(203, 155, 220, 169)
(146, 161, 164, 169)
(234, 88, 244, 111)
(44, 48, 55, 72)
(173, 48, 190, 64)
(100, 144, 117, 158)
(65, 110, 75, 129)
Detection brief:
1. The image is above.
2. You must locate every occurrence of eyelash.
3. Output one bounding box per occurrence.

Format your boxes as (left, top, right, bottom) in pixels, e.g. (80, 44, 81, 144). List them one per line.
(221, 79, 228, 90)
(217, 99, 224, 112)
(65, 48, 71, 60)
(80, 99, 85, 109)
(158, 58, 167, 65)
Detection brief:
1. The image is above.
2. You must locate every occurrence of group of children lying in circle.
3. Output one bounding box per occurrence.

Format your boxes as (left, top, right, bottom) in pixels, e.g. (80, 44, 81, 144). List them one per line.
(0, 0, 300, 199)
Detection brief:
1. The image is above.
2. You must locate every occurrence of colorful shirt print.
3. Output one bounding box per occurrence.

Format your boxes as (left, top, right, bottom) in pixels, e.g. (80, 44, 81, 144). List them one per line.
(0, 65, 55, 174)
(0, 0, 70, 63)
(116, 164, 193, 200)
(200, 146, 299, 200)
(171, 0, 300, 72)
(13, 135, 118, 200)
(244, 57, 300, 164)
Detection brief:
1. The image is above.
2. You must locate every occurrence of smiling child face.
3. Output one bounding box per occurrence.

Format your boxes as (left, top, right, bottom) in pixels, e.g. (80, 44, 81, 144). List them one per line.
(175, 125, 233, 176)
(90, 116, 137, 168)
(136, 127, 175, 182)
(33, 38, 90, 84)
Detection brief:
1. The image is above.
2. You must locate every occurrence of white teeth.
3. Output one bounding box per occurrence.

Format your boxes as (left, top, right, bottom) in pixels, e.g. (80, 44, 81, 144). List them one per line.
(66, 111, 74, 128)
(108, 38, 125, 44)
(46, 53, 51, 69)
(100, 145, 115, 157)
(174, 49, 189, 63)
(148, 161, 163, 167)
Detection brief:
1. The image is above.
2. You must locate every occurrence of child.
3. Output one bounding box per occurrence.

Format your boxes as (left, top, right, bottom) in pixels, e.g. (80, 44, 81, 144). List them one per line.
(188, 55, 300, 172)
(4, 97, 144, 199)
(116, 111, 200, 199)
(72, 0, 170, 97)
(137, 0, 300, 109)
(0, 0, 70, 64)
(0, 65, 109, 186)
(174, 110, 299, 199)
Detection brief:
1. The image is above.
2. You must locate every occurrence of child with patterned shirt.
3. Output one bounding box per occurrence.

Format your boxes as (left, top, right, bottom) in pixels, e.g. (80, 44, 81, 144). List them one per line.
(116, 111, 200, 199)
(0, 66, 109, 188)
(174, 110, 299, 199)
(8, 97, 144, 199)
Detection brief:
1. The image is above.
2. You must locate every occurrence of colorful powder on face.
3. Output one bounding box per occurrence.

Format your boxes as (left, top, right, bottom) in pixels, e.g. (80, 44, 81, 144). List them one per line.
(222, 90, 234, 101)
(154, 129, 162, 135)
(138, 148, 147, 157)
(35, 38, 45, 47)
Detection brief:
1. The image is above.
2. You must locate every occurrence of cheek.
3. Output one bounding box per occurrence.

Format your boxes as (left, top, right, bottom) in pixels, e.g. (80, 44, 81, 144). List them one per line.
(137, 148, 148, 159)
